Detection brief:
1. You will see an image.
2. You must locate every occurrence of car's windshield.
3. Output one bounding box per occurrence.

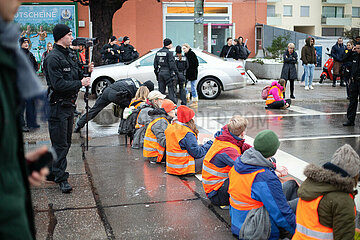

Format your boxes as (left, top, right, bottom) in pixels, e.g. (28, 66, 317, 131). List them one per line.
(124, 51, 152, 65)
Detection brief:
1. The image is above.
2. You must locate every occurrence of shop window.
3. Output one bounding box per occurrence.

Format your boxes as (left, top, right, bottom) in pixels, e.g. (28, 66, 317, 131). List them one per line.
(267, 5, 275, 17)
(300, 6, 310, 17)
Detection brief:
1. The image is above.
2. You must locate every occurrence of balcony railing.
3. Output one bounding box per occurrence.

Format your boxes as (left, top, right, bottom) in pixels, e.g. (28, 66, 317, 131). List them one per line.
(321, 14, 352, 25)
(267, 14, 282, 26)
(322, 0, 352, 4)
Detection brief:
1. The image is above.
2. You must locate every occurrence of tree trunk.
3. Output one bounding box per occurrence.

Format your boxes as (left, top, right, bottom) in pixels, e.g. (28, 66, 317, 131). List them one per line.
(89, 0, 126, 65)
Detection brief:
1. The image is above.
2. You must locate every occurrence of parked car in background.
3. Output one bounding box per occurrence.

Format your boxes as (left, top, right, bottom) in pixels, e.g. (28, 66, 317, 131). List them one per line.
(90, 48, 247, 99)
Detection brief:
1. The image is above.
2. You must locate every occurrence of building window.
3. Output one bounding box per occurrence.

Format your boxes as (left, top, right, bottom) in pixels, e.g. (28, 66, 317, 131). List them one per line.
(267, 5, 275, 17)
(353, 7, 360, 18)
(300, 6, 310, 17)
(322, 6, 344, 18)
(322, 28, 344, 36)
(283, 5, 292, 17)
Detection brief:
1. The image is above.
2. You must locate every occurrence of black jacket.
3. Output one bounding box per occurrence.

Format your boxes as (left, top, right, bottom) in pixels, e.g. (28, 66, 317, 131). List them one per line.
(119, 44, 139, 62)
(235, 43, 249, 60)
(331, 42, 346, 62)
(154, 47, 177, 74)
(175, 55, 188, 73)
(220, 45, 239, 60)
(43, 44, 83, 102)
(22, 48, 38, 72)
(280, 49, 298, 80)
(351, 53, 360, 79)
(185, 49, 199, 81)
(107, 78, 141, 107)
(100, 43, 120, 64)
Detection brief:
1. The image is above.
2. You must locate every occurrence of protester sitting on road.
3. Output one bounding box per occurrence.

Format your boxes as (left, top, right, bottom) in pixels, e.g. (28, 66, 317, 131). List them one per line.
(265, 79, 291, 110)
(165, 105, 213, 175)
(220, 37, 239, 60)
(132, 90, 166, 149)
(100, 36, 120, 64)
(119, 36, 139, 62)
(280, 43, 297, 99)
(202, 115, 252, 206)
(143, 99, 176, 164)
(293, 144, 360, 240)
(228, 130, 297, 239)
(74, 78, 154, 133)
(129, 86, 149, 109)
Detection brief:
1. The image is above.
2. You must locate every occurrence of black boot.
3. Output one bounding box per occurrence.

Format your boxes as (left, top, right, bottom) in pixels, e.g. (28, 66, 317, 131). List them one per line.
(340, 78, 346, 87)
(332, 76, 337, 87)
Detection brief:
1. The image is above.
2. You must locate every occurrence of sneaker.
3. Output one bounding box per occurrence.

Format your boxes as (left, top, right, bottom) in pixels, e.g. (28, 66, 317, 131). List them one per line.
(59, 180, 72, 193)
(301, 81, 305, 86)
(304, 86, 309, 90)
(309, 85, 314, 90)
(220, 205, 230, 210)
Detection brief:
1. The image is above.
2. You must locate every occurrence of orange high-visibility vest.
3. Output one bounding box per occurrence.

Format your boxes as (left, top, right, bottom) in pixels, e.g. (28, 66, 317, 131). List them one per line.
(293, 194, 356, 240)
(143, 117, 167, 162)
(228, 167, 265, 211)
(165, 121, 195, 175)
(202, 139, 241, 195)
(265, 86, 283, 105)
(129, 99, 143, 109)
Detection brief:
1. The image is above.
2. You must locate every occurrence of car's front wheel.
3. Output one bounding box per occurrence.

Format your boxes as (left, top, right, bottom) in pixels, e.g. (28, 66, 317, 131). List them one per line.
(93, 78, 112, 97)
(197, 77, 221, 99)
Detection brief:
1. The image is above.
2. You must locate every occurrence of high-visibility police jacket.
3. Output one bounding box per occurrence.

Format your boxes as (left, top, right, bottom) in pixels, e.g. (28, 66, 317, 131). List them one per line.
(293, 194, 356, 240)
(266, 86, 283, 105)
(202, 139, 241, 196)
(164, 121, 196, 175)
(143, 117, 167, 162)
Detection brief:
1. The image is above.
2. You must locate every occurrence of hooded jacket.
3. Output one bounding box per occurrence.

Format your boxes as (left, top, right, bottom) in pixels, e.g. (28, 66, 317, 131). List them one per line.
(301, 38, 316, 65)
(297, 164, 357, 240)
(280, 49, 298, 80)
(229, 148, 296, 239)
(267, 81, 285, 103)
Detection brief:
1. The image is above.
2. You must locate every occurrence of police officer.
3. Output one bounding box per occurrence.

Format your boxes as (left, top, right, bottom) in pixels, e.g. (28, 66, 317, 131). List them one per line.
(43, 24, 91, 193)
(100, 36, 120, 64)
(119, 36, 139, 62)
(154, 38, 178, 103)
(175, 45, 188, 105)
(343, 42, 360, 126)
(74, 78, 154, 132)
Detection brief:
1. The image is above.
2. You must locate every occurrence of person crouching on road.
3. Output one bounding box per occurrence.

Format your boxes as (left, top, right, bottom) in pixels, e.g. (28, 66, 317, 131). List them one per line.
(265, 79, 291, 109)
(143, 99, 176, 164)
(228, 130, 297, 239)
(165, 105, 213, 175)
(202, 115, 252, 206)
(293, 144, 360, 240)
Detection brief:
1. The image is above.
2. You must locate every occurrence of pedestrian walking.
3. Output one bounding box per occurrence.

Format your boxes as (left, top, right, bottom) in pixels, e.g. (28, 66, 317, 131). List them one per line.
(119, 36, 139, 62)
(343, 42, 360, 126)
(154, 38, 177, 103)
(342, 41, 356, 99)
(280, 43, 297, 99)
(43, 24, 92, 193)
(202, 115, 251, 206)
(0, 0, 49, 237)
(293, 144, 360, 240)
(228, 130, 297, 239)
(265, 79, 291, 109)
(165, 105, 213, 176)
(100, 36, 120, 64)
(143, 99, 176, 164)
(175, 45, 188, 105)
(182, 43, 199, 107)
(301, 37, 316, 90)
(331, 37, 346, 87)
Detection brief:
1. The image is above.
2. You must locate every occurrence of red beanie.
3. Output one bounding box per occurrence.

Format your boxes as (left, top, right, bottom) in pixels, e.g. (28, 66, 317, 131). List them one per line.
(177, 105, 195, 123)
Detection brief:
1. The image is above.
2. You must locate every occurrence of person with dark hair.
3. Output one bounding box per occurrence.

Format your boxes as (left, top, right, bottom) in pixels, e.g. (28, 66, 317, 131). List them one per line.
(236, 36, 250, 61)
(154, 38, 178, 103)
(175, 45, 188, 105)
(280, 43, 297, 99)
(265, 79, 291, 109)
(119, 36, 139, 62)
(354, 36, 360, 45)
(342, 41, 357, 99)
(331, 37, 346, 87)
(301, 37, 316, 90)
(165, 105, 213, 176)
(220, 37, 238, 60)
(100, 36, 120, 64)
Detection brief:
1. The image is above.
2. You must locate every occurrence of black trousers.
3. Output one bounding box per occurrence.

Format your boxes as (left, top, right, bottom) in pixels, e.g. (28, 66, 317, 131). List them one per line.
(266, 99, 291, 109)
(48, 102, 75, 183)
(208, 178, 230, 206)
(177, 71, 187, 105)
(346, 80, 360, 123)
(158, 71, 176, 103)
(285, 79, 295, 97)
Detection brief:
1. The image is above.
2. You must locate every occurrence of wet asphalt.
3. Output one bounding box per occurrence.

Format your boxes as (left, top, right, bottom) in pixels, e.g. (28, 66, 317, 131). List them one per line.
(24, 80, 360, 239)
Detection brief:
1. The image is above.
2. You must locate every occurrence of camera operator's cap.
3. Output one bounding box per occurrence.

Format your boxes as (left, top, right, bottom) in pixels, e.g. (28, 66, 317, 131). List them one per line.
(110, 36, 117, 42)
(19, 37, 29, 46)
(142, 80, 154, 92)
(148, 90, 166, 100)
(53, 24, 72, 42)
(123, 36, 129, 42)
(163, 38, 172, 47)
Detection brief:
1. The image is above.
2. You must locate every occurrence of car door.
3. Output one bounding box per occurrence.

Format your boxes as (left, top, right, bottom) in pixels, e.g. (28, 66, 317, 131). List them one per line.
(127, 52, 157, 87)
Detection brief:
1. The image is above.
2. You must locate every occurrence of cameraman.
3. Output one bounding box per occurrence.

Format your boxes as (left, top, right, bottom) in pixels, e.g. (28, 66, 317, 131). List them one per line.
(100, 36, 120, 64)
(43, 24, 92, 193)
(343, 42, 360, 126)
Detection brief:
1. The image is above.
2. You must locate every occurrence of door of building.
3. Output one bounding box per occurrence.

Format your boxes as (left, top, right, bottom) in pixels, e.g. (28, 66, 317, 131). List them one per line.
(203, 23, 234, 56)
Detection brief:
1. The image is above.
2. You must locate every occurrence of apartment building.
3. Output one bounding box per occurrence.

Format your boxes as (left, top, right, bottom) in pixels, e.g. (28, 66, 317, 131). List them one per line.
(267, 0, 360, 37)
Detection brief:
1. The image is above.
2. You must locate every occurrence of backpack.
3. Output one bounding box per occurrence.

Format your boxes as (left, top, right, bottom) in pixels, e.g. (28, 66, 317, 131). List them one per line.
(261, 85, 271, 100)
(119, 104, 149, 140)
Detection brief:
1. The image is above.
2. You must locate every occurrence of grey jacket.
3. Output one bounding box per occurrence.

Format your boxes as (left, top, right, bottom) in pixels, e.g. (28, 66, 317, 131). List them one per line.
(132, 105, 153, 149)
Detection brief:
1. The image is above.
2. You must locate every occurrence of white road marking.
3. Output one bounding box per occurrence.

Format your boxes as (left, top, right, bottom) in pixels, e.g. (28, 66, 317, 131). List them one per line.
(280, 135, 360, 142)
(289, 105, 325, 115)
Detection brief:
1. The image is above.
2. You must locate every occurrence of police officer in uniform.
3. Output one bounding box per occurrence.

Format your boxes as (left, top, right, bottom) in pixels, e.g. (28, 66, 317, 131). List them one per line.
(343, 42, 360, 126)
(119, 36, 139, 62)
(100, 36, 120, 64)
(43, 24, 91, 193)
(175, 45, 188, 105)
(154, 38, 178, 103)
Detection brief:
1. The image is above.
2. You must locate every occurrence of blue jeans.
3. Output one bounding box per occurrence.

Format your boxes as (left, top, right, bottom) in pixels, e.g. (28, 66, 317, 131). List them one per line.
(304, 64, 315, 87)
(186, 80, 198, 98)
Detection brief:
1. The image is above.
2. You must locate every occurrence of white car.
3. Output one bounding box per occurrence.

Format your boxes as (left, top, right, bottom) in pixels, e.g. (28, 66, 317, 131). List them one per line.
(90, 48, 247, 99)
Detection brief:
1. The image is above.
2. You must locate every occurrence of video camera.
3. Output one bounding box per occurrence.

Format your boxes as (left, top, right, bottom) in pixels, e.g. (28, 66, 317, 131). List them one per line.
(72, 37, 98, 48)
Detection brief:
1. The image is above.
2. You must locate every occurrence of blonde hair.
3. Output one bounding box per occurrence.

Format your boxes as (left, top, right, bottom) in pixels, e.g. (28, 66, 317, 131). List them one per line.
(228, 115, 248, 136)
(287, 43, 295, 49)
(182, 43, 191, 50)
(134, 86, 149, 101)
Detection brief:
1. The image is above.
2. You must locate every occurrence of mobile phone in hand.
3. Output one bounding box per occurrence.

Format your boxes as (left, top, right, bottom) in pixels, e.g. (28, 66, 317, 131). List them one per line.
(27, 147, 56, 175)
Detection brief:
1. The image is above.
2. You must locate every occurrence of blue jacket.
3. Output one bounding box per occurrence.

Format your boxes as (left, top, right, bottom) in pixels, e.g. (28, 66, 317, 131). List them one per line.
(230, 148, 296, 239)
(179, 128, 213, 159)
(331, 42, 346, 62)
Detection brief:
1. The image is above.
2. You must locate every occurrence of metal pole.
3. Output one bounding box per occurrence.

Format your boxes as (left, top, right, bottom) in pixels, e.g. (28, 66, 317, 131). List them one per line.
(194, 0, 204, 49)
